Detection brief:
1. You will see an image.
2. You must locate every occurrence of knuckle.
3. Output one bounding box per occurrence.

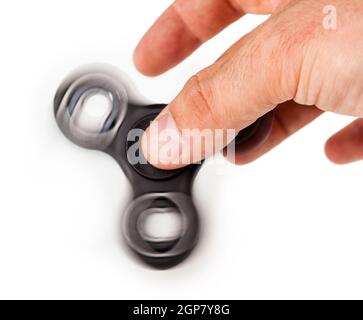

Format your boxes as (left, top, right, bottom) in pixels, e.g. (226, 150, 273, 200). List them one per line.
(264, 4, 321, 100)
(182, 74, 220, 127)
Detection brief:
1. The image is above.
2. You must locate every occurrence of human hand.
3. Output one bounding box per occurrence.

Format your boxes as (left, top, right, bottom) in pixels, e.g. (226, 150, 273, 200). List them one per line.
(134, 0, 363, 169)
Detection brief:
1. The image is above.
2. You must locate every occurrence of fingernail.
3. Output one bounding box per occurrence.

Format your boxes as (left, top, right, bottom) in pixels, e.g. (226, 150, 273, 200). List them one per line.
(141, 112, 184, 166)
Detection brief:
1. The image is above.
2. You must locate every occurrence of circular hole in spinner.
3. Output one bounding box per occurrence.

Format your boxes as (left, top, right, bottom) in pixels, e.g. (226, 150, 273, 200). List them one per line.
(74, 89, 114, 134)
(137, 198, 184, 253)
(123, 193, 199, 268)
(138, 204, 183, 243)
(82, 90, 113, 119)
(55, 71, 129, 150)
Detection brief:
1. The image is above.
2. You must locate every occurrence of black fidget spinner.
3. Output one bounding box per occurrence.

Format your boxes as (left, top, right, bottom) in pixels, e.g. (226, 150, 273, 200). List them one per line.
(54, 64, 273, 269)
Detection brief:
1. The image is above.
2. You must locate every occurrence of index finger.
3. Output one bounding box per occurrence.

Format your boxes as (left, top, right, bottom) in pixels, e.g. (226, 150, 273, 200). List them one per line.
(133, 0, 244, 76)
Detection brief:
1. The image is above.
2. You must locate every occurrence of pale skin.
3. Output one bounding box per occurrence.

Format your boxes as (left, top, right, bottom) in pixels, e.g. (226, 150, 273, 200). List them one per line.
(134, 0, 363, 169)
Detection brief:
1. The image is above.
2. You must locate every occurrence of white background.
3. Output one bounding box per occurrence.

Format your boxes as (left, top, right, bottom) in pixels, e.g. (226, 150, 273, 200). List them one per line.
(0, 0, 362, 299)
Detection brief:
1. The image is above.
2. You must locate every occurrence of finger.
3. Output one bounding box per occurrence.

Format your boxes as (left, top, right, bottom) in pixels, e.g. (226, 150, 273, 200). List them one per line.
(325, 118, 363, 164)
(134, 0, 279, 76)
(141, 14, 309, 169)
(227, 101, 323, 164)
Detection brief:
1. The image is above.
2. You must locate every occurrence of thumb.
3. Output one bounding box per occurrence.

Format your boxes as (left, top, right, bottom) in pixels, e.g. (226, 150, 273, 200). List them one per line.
(142, 17, 304, 169)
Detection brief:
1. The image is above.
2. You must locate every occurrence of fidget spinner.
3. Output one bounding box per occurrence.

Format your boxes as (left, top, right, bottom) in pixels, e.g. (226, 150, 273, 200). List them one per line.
(54, 64, 273, 269)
